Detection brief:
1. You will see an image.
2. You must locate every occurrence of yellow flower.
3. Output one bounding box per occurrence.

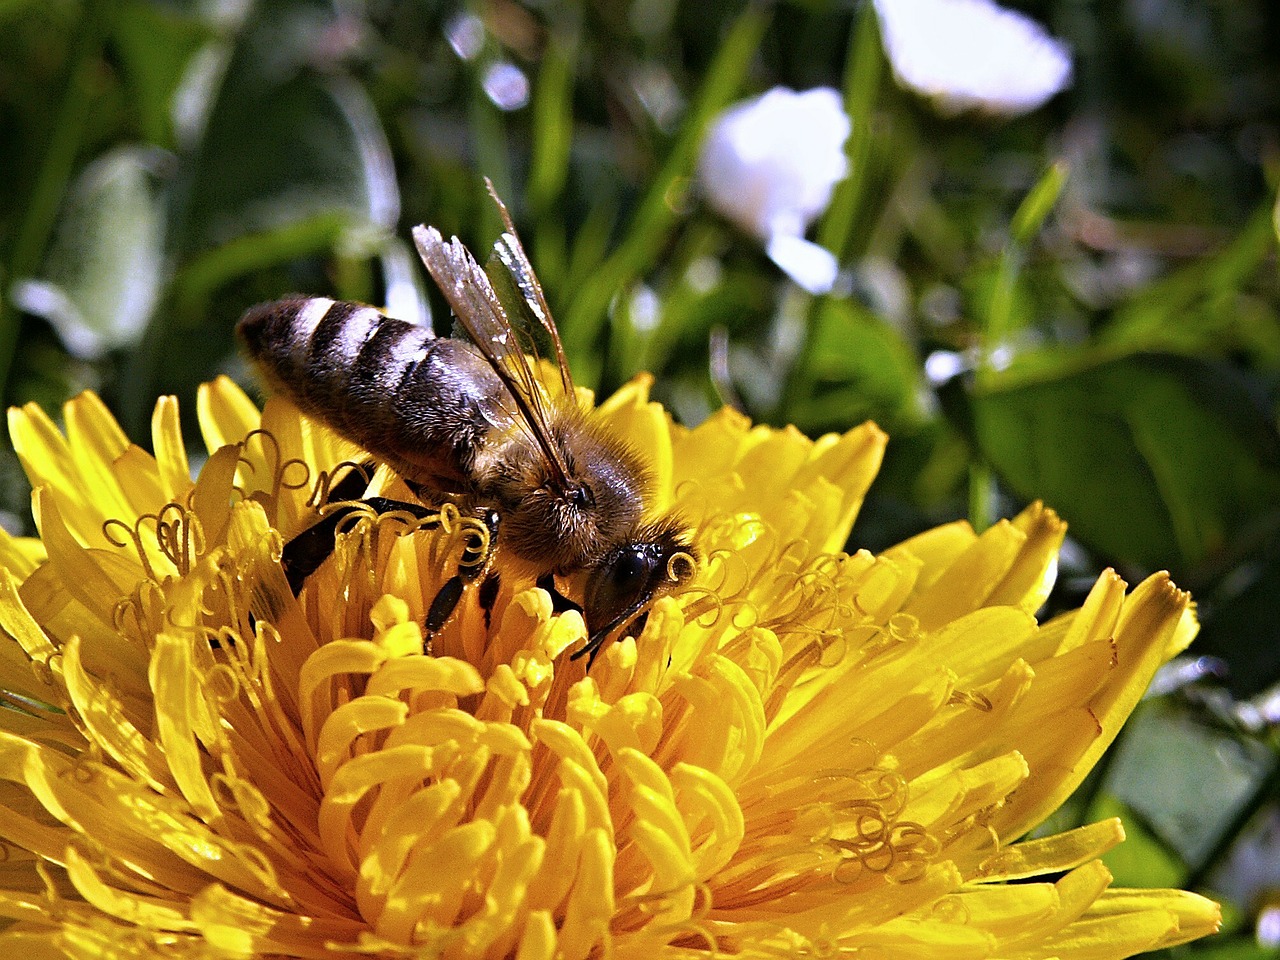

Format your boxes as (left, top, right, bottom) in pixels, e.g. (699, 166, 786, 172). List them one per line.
(0, 376, 1219, 959)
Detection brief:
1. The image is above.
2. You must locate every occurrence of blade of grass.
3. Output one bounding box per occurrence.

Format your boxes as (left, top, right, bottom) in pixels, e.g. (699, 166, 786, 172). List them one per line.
(969, 160, 1068, 531)
(560, 4, 770, 380)
(0, 6, 111, 403)
(169, 212, 350, 321)
(526, 21, 580, 297)
(817, 1, 883, 261)
(528, 25, 578, 222)
(983, 159, 1068, 363)
(469, 81, 513, 242)
(779, 3, 882, 421)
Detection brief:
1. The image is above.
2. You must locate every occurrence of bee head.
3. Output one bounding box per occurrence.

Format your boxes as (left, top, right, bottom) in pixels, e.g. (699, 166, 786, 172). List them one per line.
(575, 519, 697, 662)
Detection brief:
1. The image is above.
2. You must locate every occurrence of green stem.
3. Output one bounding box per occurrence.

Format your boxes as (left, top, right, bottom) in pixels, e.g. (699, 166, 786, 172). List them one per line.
(968, 461, 994, 533)
(978, 161, 1068, 385)
(528, 23, 579, 222)
(469, 86, 512, 241)
(773, 287, 814, 422)
(779, 3, 883, 421)
(981, 245, 1023, 381)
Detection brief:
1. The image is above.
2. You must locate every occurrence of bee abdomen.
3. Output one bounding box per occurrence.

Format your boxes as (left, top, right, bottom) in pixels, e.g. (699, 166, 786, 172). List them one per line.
(238, 296, 431, 432)
(238, 296, 505, 491)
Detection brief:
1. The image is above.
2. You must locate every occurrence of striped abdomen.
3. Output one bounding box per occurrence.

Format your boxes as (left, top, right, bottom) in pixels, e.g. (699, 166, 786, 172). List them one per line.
(237, 296, 505, 493)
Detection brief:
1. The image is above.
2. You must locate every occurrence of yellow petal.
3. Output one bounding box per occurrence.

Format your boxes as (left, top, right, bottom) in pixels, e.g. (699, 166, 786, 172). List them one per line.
(150, 394, 192, 500)
(196, 376, 261, 455)
(975, 818, 1127, 882)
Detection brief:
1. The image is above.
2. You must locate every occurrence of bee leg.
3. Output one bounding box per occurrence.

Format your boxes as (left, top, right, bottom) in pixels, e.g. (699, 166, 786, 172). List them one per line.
(569, 608, 649, 669)
(281, 496, 437, 596)
(478, 573, 501, 630)
(425, 577, 465, 635)
(282, 506, 356, 595)
(570, 632, 606, 669)
(422, 508, 501, 651)
(535, 573, 583, 616)
(324, 459, 376, 503)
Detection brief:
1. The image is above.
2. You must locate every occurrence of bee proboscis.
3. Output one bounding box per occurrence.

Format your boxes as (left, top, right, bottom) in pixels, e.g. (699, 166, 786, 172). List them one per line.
(237, 183, 697, 662)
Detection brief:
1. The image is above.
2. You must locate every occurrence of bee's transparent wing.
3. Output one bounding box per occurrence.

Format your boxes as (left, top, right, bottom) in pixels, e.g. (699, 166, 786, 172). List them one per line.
(412, 223, 573, 488)
(484, 180, 574, 398)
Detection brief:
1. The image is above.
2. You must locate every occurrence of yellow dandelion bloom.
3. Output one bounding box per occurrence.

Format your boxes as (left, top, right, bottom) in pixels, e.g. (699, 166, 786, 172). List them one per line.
(0, 377, 1219, 959)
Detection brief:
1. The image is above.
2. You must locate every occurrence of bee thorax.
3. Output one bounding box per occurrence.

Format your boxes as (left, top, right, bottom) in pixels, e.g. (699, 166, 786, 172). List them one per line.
(484, 429, 647, 570)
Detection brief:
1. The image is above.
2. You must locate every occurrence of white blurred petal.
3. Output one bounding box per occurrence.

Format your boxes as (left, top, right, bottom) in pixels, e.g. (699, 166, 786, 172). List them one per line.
(10, 148, 163, 360)
(628, 284, 661, 332)
(924, 349, 969, 384)
(873, 0, 1073, 115)
(11, 281, 99, 358)
(698, 87, 851, 241)
(445, 13, 485, 61)
(482, 62, 530, 111)
(379, 238, 432, 326)
(765, 234, 839, 295)
(1260, 906, 1280, 948)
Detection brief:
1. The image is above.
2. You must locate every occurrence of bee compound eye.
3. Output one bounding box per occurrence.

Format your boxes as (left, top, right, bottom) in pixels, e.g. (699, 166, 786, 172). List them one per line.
(583, 545, 657, 629)
(611, 546, 653, 587)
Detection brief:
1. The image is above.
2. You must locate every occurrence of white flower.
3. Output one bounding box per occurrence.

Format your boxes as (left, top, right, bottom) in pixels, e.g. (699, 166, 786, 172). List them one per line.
(873, 0, 1073, 115)
(698, 86, 850, 294)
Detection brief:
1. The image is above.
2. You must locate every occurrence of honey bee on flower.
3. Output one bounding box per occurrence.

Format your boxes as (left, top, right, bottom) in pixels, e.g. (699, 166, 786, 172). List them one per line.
(237, 186, 697, 665)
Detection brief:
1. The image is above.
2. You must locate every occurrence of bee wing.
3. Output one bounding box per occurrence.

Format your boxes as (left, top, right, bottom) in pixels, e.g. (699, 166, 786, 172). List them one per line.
(485, 180, 575, 398)
(411, 222, 574, 489)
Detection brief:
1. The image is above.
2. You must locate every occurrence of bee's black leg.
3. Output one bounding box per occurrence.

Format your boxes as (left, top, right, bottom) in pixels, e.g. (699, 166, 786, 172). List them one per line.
(282, 494, 501, 654)
(478, 573, 501, 630)
(535, 573, 583, 616)
(570, 633, 605, 668)
(281, 496, 437, 596)
(421, 508, 501, 651)
(425, 576, 466, 633)
(569, 610, 648, 670)
(282, 506, 356, 595)
(323, 460, 375, 502)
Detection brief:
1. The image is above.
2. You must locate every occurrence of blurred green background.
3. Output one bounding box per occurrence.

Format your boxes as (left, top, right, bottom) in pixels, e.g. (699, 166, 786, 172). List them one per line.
(1, 0, 1278, 954)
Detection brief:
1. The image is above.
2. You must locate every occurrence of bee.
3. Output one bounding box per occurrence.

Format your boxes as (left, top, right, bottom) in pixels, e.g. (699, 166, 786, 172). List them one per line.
(236, 185, 697, 663)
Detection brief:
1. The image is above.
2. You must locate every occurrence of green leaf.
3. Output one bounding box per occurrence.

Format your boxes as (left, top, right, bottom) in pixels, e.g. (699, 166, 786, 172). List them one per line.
(785, 298, 922, 436)
(528, 26, 578, 220)
(1173, 941, 1279, 960)
(0, 0, 49, 24)
(817, 2, 883, 261)
(1273, 186, 1280, 245)
(1197, 550, 1280, 696)
(1092, 793, 1187, 888)
(1010, 160, 1069, 246)
(113, 0, 213, 148)
(982, 161, 1069, 353)
(11, 146, 164, 359)
(170, 212, 349, 318)
(561, 4, 770, 373)
(1104, 205, 1277, 359)
(1102, 699, 1274, 870)
(970, 353, 1280, 570)
(175, 1, 397, 255)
